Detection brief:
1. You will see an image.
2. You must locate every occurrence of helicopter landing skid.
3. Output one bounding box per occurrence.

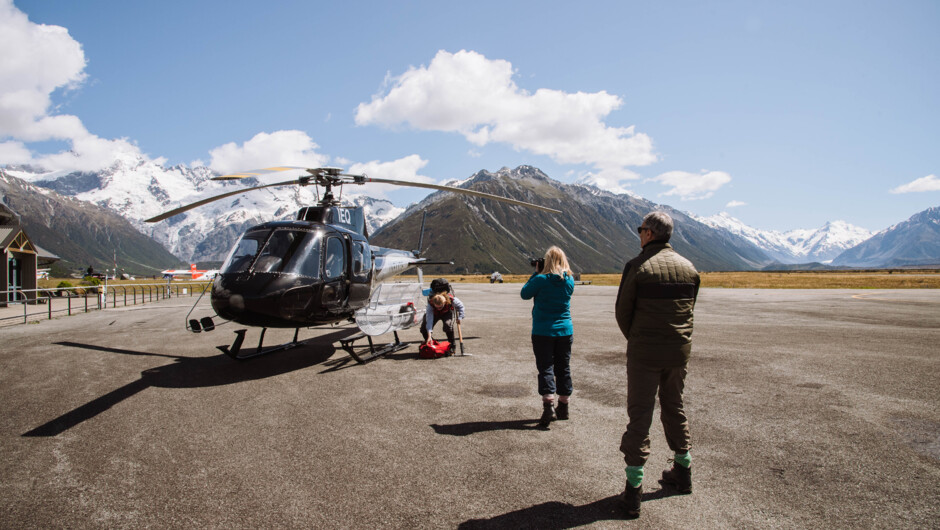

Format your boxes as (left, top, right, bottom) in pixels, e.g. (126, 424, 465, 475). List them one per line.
(217, 327, 305, 360)
(339, 331, 407, 364)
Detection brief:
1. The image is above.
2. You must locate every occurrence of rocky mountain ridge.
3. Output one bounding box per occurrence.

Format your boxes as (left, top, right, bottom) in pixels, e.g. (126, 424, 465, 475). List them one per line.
(5, 159, 937, 271)
(373, 166, 772, 273)
(0, 169, 182, 276)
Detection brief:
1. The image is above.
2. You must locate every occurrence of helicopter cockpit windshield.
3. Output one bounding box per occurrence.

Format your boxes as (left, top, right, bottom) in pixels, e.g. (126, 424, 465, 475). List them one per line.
(220, 228, 322, 277)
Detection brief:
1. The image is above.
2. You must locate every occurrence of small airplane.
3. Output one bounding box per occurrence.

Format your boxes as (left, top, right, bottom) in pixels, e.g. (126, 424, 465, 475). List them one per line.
(162, 264, 220, 281)
(145, 166, 559, 362)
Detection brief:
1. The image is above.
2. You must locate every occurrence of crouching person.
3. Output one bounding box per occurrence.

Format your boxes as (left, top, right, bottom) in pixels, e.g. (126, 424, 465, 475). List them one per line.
(420, 292, 465, 356)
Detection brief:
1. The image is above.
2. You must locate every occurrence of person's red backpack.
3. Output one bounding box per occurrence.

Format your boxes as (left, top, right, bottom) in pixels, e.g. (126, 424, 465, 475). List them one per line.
(419, 339, 451, 359)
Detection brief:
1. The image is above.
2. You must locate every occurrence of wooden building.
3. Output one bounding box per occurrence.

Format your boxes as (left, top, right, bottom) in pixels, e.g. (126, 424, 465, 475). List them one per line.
(1, 203, 58, 305)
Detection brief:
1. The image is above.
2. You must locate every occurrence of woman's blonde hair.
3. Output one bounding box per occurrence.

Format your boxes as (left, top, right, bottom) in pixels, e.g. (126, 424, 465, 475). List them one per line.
(541, 246, 571, 276)
(430, 293, 449, 307)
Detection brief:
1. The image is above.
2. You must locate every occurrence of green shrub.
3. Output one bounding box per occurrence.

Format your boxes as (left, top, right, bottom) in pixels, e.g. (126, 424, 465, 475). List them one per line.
(56, 281, 73, 296)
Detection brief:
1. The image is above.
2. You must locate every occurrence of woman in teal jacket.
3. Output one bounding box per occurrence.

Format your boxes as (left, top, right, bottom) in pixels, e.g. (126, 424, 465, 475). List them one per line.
(521, 246, 575, 428)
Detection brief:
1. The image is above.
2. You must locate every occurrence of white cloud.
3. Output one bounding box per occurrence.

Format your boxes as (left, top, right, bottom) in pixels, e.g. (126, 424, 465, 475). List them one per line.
(0, 0, 152, 173)
(204, 131, 431, 199)
(0, 0, 86, 137)
(725, 200, 747, 208)
(575, 168, 643, 195)
(348, 154, 430, 183)
(0, 140, 31, 164)
(890, 174, 940, 194)
(355, 49, 656, 176)
(207, 131, 328, 174)
(34, 135, 146, 172)
(650, 170, 732, 200)
(348, 154, 433, 197)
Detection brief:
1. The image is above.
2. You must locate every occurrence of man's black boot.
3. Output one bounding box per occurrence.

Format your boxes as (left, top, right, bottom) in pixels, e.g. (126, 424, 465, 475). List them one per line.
(538, 402, 555, 428)
(555, 401, 569, 420)
(661, 463, 692, 494)
(620, 481, 641, 518)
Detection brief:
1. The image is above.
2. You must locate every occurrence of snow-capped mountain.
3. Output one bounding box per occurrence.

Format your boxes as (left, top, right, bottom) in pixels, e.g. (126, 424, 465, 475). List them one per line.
(374, 166, 772, 273)
(6, 155, 403, 262)
(832, 206, 940, 267)
(0, 170, 181, 275)
(694, 212, 873, 264)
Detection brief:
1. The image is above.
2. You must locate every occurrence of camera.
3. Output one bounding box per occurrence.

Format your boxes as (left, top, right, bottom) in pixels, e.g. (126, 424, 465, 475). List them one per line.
(530, 257, 545, 273)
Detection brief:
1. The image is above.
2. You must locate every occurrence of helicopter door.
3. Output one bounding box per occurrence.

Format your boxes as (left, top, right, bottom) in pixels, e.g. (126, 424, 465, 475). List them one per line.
(320, 236, 347, 311)
(347, 240, 372, 309)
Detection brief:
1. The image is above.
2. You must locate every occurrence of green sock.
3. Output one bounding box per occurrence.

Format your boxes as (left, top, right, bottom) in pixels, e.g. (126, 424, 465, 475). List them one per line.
(625, 465, 644, 488)
(674, 452, 691, 468)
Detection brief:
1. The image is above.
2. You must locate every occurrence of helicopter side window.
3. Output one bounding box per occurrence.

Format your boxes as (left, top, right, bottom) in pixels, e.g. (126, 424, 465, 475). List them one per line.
(324, 237, 345, 280)
(284, 231, 322, 278)
(361, 242, 372, 271)
(353, 241, 371, 275)
(351, 242, 364, 274)
(221, 231, 268, 274)
(254, 229, 302, 273)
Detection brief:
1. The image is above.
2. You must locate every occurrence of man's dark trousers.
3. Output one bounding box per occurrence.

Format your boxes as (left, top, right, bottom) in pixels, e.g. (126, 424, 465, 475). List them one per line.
(620, 358, 690, 466)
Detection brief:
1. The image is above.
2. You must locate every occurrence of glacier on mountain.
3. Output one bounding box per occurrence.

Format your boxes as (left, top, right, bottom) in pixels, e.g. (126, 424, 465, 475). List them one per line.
(694, 212, 873, 264)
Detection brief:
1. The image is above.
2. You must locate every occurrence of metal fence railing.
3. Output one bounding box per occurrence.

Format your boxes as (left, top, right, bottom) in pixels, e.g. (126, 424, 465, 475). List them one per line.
(0, 282, 213, 327)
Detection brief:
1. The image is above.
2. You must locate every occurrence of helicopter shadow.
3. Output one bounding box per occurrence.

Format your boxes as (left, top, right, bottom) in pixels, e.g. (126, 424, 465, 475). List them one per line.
(22, 329, 357, 437)
(318, 333, 484, 372)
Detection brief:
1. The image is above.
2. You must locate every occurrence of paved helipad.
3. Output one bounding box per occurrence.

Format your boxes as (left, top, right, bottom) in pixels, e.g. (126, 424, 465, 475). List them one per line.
(1, 285, 938, 528)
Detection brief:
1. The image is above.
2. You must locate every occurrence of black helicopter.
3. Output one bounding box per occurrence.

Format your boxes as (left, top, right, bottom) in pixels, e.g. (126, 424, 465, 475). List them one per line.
(145, 166, 559, 362)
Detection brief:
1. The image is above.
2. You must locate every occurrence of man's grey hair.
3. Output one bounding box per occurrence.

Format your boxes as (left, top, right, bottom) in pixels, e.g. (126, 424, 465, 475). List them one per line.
(643, 211, 674, 241)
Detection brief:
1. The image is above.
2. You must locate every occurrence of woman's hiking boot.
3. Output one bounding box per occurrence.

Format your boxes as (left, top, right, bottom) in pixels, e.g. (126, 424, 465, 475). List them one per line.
(538, 402, 555, 428)
(555, 401, 569, 420)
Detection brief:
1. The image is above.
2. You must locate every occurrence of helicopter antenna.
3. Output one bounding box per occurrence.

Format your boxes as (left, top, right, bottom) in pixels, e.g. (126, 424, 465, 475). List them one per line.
(413, 211, 427, 256)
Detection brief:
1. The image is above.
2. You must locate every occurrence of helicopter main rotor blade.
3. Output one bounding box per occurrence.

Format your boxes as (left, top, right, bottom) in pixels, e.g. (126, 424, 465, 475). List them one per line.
(361, 176, 562, 214)
(144, 179, 305, 222)
(211, 166, 307, 181)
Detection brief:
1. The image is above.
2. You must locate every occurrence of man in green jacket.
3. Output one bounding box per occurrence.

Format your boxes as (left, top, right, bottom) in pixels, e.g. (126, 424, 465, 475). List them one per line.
(615, 211, 700, 518)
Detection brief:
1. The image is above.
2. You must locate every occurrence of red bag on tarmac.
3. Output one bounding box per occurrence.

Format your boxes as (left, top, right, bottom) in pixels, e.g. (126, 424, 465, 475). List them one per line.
(419, 339, 451, 359)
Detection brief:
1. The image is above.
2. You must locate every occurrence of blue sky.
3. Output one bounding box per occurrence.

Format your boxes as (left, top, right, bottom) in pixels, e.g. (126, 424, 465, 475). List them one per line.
(2, 0, 938, 232)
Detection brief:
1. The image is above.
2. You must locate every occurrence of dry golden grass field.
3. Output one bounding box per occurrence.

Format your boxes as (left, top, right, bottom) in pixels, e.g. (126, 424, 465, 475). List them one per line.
(450, 270, 940, 289)
(37, 269, 940, 291)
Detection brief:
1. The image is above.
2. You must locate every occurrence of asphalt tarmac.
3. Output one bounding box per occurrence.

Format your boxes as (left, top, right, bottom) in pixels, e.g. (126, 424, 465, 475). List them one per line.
(1, 285, 938, 528)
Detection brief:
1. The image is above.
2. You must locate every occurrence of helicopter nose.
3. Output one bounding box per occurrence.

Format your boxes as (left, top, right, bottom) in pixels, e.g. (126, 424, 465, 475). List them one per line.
(228, 294, 245, 311)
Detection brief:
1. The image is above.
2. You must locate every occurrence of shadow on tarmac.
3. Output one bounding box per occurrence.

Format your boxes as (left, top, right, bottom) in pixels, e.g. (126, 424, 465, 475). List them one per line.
(21, 328, 357, 437)
(431, 419, 541, 435)
(458, 488, 680, 528)
(458, 495, 632, 528)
